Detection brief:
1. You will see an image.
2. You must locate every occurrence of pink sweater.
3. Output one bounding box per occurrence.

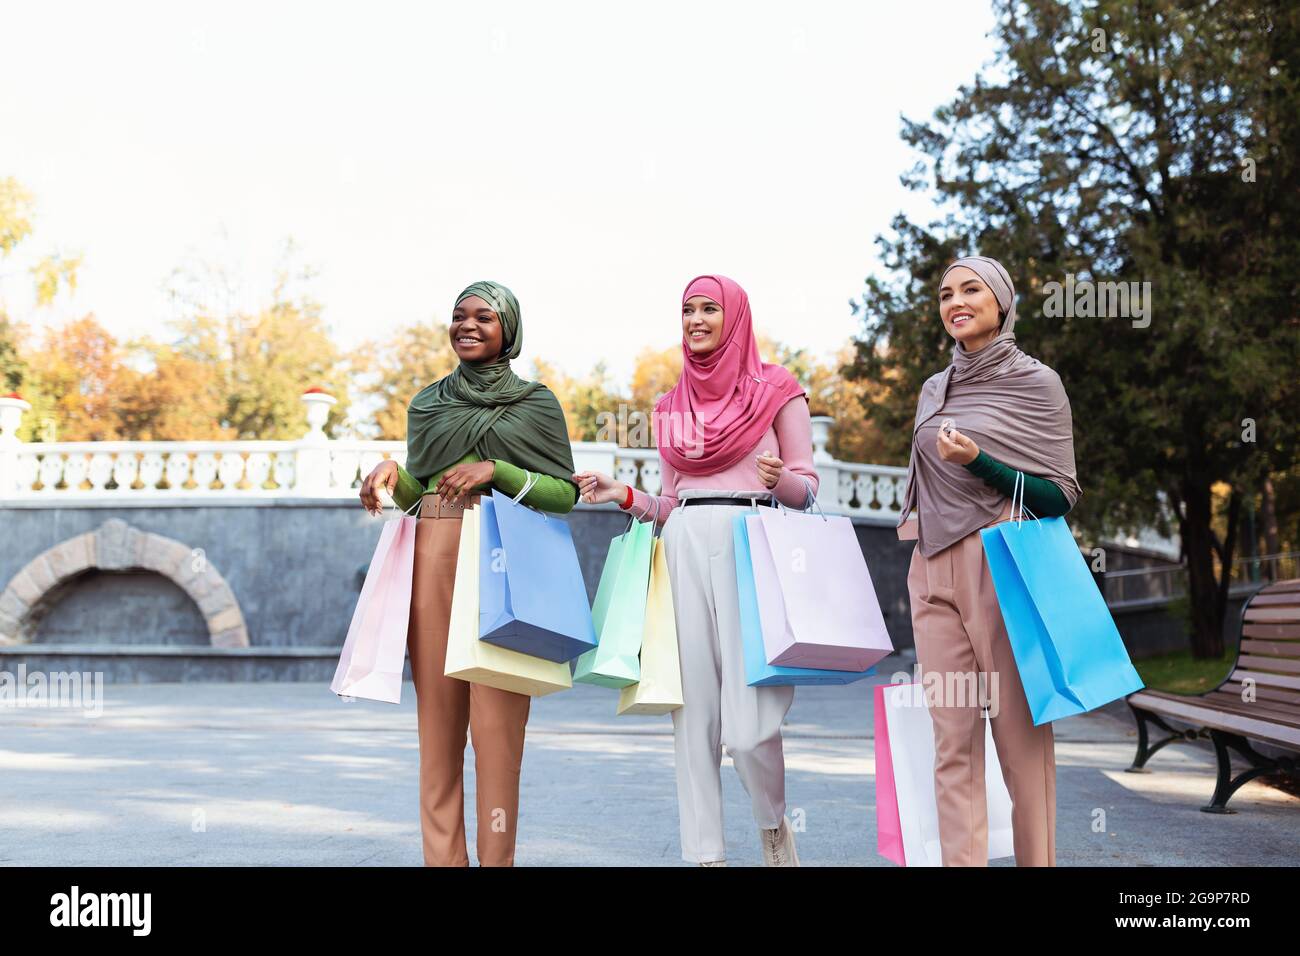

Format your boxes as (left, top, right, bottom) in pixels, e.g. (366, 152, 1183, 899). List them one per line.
(623, 395, 820, 525)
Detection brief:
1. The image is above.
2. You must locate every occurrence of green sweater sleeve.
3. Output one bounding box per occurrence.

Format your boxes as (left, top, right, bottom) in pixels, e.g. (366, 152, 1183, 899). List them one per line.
(390, 457, 577, 515)
(964, 450, 1071, 517)
(392, 463, 426, 515)
(490, 459, 579, 514)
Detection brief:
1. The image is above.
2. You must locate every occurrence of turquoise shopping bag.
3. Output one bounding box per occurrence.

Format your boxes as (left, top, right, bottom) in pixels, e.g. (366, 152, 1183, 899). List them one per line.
(478, 490, 597, 663)
(732, 515, 876, 687)
(574, 515, 654, 687)
(981, 514, 1144, 725)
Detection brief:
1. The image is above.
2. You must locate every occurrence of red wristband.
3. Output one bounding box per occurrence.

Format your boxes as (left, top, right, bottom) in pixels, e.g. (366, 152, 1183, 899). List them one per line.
(621, 485, 635, 510)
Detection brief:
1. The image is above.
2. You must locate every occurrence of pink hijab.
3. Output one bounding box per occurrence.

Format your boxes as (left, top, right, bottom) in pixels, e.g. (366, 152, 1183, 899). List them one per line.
(653, 274, 806, 475)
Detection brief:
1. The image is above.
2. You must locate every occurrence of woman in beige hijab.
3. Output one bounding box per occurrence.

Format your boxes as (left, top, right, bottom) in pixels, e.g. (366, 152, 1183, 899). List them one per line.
(897, 255, 1080, 866)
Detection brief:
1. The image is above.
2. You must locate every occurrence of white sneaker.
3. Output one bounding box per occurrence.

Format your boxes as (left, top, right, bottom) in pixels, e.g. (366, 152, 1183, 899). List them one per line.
(760, 817, 800, 867)
(698, 860, 727, 867)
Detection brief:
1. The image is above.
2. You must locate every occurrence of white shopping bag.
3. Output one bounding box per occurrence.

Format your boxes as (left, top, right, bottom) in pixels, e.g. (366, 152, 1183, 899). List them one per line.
(880, 682, 1014, 865)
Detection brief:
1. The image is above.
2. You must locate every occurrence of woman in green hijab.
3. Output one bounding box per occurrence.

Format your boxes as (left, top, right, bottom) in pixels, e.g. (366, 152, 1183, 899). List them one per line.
(359, 280, 578, 867)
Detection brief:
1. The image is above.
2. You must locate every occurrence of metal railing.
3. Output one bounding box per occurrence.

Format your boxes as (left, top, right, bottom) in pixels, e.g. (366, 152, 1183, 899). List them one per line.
(1102, 552, 1300, 606)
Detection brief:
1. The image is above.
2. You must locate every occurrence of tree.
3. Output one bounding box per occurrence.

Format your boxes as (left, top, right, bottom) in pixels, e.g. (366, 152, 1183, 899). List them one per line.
(116, 343, 234, 441)
(530, 357, 624, 442)
(0, 177, 35, 257)
(26, 314, 126, 441)
(0, 176, 81, 408)
(163, 245, 353, 439)
(0, 315, 27, 396)
(629, 345, 682, 415)
(847, 0, 1300, 657)
(353, 319, 458, 440)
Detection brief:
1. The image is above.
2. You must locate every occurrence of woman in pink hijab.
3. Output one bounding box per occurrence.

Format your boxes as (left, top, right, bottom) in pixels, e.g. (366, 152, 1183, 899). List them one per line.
(574, 274, 817, 866)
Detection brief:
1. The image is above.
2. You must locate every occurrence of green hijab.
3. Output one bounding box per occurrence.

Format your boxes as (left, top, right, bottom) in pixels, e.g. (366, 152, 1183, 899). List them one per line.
(405, 280, 576, 485)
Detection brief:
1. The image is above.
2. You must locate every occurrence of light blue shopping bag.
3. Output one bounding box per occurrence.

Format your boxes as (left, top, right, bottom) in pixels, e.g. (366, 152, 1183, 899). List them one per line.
(732, 514, 876, 687)
(478, 488, 597, 663)
(981, 513, 1144, 725)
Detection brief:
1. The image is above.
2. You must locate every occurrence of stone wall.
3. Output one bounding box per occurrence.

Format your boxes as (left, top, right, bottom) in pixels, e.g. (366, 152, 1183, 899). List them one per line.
(0, 498, 1197, 682)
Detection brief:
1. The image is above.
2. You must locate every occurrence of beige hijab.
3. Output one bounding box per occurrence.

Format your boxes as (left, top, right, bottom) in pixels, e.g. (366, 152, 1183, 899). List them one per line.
(898, 256, 1081, 556)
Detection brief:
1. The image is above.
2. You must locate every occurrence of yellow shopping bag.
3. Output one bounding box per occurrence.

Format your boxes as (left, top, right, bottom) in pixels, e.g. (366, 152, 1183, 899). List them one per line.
(617, 537, 684, 716)
(444, 502, 572, 698)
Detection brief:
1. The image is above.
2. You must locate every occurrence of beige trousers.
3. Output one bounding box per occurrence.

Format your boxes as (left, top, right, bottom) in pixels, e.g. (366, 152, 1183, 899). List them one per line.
(904, 501, 1057, 866)
(406, 492, 532, 867)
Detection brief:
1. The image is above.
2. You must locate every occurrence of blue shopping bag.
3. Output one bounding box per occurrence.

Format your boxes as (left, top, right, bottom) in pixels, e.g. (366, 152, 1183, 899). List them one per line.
(732, 515, 876, 687)
(981, 514, 1144, 725)
(478, 490, 597, 663)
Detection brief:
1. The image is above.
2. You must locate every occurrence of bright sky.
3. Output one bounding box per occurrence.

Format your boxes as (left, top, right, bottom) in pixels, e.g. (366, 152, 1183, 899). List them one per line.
(0, 0, 997, 387)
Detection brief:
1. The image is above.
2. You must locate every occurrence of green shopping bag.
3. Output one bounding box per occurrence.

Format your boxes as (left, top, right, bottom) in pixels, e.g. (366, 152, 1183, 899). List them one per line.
(574, 512, 655, 688)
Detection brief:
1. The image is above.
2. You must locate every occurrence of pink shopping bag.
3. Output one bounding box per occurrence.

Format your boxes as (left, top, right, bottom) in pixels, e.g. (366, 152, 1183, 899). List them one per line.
(330, 514, 417, 703)
(873, 682, 906, 866)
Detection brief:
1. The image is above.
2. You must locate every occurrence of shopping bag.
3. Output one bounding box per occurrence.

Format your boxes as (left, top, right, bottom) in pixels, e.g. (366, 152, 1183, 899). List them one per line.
(330, 511, 417, 704)
(575, 515, 654, 688)
(478, 489, 597, 663)
(876, 682, 1014, 866)
(617, 536, 684, 715)
(872, 683, 906, 866)
(732, 514, 876, 686)
(981, 514, 1144, 725)
(745, 508, 894, 671)
(445, 502, 572, 697)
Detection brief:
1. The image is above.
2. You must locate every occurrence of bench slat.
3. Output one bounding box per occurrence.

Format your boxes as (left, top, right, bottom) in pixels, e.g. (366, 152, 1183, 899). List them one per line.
(1244, 607, 1300, 623)
(1248, 592, 1300, 607)
(1237, 654, 1300, 675)
(1200, 693, 1300, 726)
(1128, 693, 1300, 749)
(1221, 681, 1300, 707)
(1242, 624, 1300, 640)
(1240, 639, 1300, 659)
(1259, 579, 1300, 593)
(1228, 669, 1300, 691)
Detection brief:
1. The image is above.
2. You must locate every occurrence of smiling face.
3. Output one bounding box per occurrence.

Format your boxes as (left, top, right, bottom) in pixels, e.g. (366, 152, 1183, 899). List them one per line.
(682, 295, 724, 354)
(938, 266, 1002, 352)
(449, 294, 504, 362)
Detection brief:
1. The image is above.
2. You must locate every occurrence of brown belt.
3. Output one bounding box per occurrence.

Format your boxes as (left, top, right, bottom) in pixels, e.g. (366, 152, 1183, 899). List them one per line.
(417, 492, 482, 519)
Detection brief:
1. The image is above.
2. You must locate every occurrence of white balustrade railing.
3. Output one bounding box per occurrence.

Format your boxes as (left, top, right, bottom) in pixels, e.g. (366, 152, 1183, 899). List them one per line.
(0, 393, 912, 521)
(0, 390, 1185, 550)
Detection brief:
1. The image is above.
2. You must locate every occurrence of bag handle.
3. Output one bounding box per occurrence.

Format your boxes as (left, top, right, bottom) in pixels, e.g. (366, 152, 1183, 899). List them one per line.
(384, 489, 425, 519)
(765, 475, 826, 522)
(798, 473, 828, 522)
(621, 490, 658, 538)
(511, 470, 540, 505)
(1011, 470, 1039, 527)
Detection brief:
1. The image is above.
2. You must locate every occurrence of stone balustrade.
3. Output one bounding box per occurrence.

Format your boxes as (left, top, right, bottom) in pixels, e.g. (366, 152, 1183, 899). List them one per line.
(0, 390, 911, 523)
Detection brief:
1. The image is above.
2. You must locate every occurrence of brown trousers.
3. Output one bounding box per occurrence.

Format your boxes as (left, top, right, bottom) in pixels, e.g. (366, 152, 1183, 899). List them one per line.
(407, 492, 532, 867)
(904, 502, 1057, 866)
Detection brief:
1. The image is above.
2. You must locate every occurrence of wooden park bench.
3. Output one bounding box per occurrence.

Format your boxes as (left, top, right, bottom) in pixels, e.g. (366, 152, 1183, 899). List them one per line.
(1126, 578, 1300, 812)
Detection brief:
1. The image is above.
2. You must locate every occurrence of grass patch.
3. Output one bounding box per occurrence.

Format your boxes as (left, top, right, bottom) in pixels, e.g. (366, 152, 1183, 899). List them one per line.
(1133, 646, 1237, 695)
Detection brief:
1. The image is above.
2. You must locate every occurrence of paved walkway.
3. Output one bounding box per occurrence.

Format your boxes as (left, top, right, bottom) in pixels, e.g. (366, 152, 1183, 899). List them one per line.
(2, 655, 1296, 866)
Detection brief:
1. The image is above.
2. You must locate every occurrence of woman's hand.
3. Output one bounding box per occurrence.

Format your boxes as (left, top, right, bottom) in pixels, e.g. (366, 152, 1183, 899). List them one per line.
(360, 460, 399, 516)
(435, 460, 495, 504)
(756, 450, 783, 489)
(936, 427, 979, 465)
(572, 470, 628, 505)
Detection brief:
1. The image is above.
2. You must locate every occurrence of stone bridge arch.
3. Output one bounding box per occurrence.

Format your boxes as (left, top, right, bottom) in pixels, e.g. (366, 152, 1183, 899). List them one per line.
(0, 518, 248, 647)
